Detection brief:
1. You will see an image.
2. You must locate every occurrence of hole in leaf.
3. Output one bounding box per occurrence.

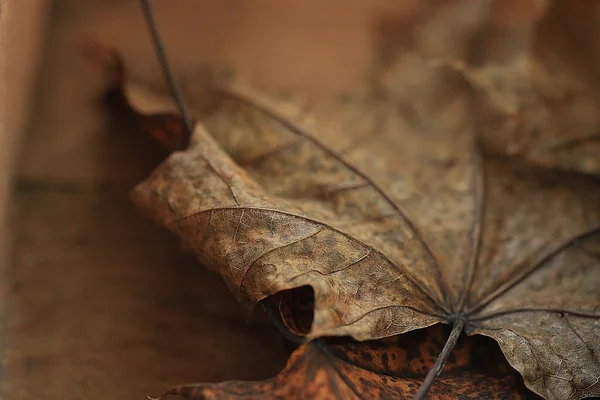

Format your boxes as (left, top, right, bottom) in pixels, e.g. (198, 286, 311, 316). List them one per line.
(273, 285, 315, 336)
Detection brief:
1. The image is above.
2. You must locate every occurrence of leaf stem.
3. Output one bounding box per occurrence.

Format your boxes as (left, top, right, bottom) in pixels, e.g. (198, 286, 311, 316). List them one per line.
(414, 318, 465, 400)
(140, 0, 195, 136)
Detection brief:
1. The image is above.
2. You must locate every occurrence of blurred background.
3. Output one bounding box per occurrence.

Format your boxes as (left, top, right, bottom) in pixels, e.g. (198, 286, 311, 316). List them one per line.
(0, 1, 598, 399)
(0, 1, 424, 399)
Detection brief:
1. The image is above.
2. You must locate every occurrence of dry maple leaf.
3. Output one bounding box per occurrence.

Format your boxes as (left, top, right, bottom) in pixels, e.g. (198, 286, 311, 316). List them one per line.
(374, 0, 600, 177)
(94, 37, 600, 398)
(149, 324, 536, 399)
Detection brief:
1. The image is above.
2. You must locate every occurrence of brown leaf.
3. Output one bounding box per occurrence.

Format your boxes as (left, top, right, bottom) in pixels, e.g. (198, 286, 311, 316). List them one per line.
(95, 9, 600, 396)
(151, 325, 536, 400)
(375, 0, 600, 176)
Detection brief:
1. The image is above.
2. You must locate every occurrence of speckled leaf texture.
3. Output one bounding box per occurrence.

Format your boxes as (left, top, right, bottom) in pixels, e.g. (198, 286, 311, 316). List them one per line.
(99, 1, 600, 398)
(153, 325, 535, 399)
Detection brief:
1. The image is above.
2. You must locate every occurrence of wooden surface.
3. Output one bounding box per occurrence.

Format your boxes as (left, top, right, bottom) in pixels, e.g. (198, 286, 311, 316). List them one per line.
(2, 3, 290, 399)
(0, 0, 49, 263)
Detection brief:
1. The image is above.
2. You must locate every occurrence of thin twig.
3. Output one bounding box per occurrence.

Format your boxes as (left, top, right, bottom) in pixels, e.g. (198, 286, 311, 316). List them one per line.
(140, 0, 195, 136)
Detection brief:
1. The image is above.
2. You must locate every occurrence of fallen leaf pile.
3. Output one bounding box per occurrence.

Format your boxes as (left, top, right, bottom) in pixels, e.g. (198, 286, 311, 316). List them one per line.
(93, 1, 599, 398)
